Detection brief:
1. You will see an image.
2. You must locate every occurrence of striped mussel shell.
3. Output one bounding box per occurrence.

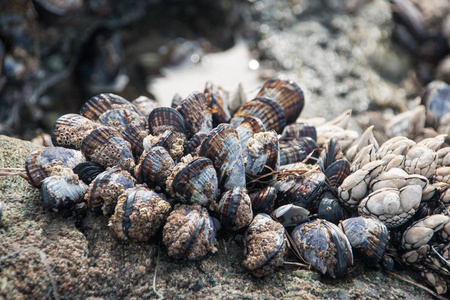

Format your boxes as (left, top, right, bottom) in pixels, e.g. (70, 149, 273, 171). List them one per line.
(109, 185, 171, 243)
(25, 147, 86, 188)
(256, 79, 304, 124)
(168, 157, 219, 208)
(198, 123, 246, 191)
(279, 137, 318, 166)
(85, 167, 135, 215)
(80, 93, 140, 122)
(162, 204, 217, 260)
(339, 216, 389, 266)
(143, 129, 185, 160)
(217, 187, 253, 231)
(230, 97, 287, 134)
(250, 186, 277, 214)
(318, 191, 349, 224)
(41, 167, 88, 213)
(176, 91, 213, 138)
(320, 137, 343, 171)
(204, 81, 232, 126)
(273, 165, 326, 210)
(185, 132, 207, 156)
(135, 146, 174, 192)
(292, 219, 353, 278)
(243, 213, 287, 277)
(122, 123, 148, 159)
(81, 127, 135, 173)
(324, 159, 351, 189)
(235, 116, 266, 151)
(171, 93, 182, 109)
(148, 107, 187, 137)
(280, 122, 316, 142)
(131, 96, 159, 118)
(73, 161, 105, 185)
(244, 131, 280, 178)
(51, 113, 103, 149)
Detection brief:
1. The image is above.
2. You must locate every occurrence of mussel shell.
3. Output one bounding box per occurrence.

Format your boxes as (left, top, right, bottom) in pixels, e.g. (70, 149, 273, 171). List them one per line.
(244, 131, 280, 177)
(231, 97, 287, 134)
(280, 123, 316, 141)
(317, 192, 348, 224)
(324, 159, 350, 189)
(144, 129, 185, 160)
(176, 91, 213, 138)
(73, 161, 105, 185)
(131, 96, 158, 118)
(122, 123, 148, 159)
(273, 169, 326, 210)
(51, 113, 102, 149)
(235, 116, 267, 150)
(272, 204, 309, 228)
(256, 79, 304, 124)
(171, 157, 219, 207)
(85, 167, 135, 215)
(320, 137, 343, 170)
(25, 147, 86, 188)
(250, 186, 277, 214)
(81, 127, 135, 172)
(204, 81, 232, 126)
(185, 132, 207, 156)
(421, 80, 450, 127)
(243, 213, 287, 277)
(41, 170, 88, 212)
(171, 93, 182, 109)
(339, 216, 389, 266)
(162, 204, 217, 260)
(279, 137, 318, 166)
(80, 93, 139, 121)
(97, 107, 147, 133)
(198, 123, 246, 190)
(148, 107, 187, 137)
(292, 219, 353, 278)
(218, 187, 253, 231)
(135, 146, 174, 192)
(109, 186, 171, 242)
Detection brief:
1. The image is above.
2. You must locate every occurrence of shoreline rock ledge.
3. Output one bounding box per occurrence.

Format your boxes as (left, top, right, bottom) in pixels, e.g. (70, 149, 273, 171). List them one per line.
(0, 135, 433, 299)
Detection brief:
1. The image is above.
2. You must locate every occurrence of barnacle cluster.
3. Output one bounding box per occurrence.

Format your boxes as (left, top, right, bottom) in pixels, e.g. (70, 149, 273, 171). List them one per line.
(25, 79, 450, 295)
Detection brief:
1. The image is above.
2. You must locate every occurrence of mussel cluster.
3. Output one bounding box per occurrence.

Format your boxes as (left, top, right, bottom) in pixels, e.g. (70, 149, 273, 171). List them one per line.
(24, 78, 450, 295)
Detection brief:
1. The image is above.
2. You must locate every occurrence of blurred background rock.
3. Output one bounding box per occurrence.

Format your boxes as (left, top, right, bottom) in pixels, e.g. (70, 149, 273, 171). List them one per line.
(0, 0, 449, 141)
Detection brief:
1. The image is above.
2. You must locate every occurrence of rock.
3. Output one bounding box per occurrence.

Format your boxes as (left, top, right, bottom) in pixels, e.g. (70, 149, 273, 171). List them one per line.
(0, 134, 435, 298)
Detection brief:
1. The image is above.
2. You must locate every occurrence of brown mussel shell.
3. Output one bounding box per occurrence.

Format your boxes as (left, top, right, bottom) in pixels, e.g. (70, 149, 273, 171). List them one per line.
(148, 107, 187, 137)
(81, 127, 135, 173)
(198, 123, 246, 191)
(51, 113, 102, 149)
(204, 81, 232, 126)
(243, 213, 287, 277)
(250, 186, 277, 214)
(80, 93, 141, 121)
(339, 216, 389, 266)
(279, 137, 317, 166)
(85, 167, 135, 215)
(324, 159, 350, 189)
(176, 91, 213, 138)
(162, 204, 217, 260)
(231, 97, 287, 134)
(25, 147, 86, 188)
(280, 123, 316, 141)
(185, 132, 207, 156)
(292, 219, 353, 278)
(217, 187, 253, 231)
(256, 79, 304, 124)
(122, 123, 148, 159)
(109, 186, 171, 243)
(135, 146, 174, 192)
(171, 157, 219, 208)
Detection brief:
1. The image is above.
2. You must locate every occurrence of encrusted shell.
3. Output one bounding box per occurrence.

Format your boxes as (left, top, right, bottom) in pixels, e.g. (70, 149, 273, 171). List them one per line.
(198, 123, 246, 190)
(235, 116, 266, 151)
(231, 97, 287, 134)
(25, 147, 86, 188)
(85, 167, 135, 215)
(109, 185, 171, 242)
(292, 219, 353, 278)
(51, 113, 102, 149)
(81, 127, 135, 172)
(217, 187, 253, 231)
(339, 216, 389, 266)
(143, 130, 185, 160)
(97, 107, 146, 133)
(41, 168, 88, 212)
(244, 131, 280, 178)
(243, 213, 287, 277)
(176, 91, 213, 138)
(256, 79, 304, 124)
(162, 204, 217, 260)
(135, 146, 175, 192)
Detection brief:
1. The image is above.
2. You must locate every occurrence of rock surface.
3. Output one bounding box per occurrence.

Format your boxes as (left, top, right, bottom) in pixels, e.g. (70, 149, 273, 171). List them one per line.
(0, 135, 435, 299)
